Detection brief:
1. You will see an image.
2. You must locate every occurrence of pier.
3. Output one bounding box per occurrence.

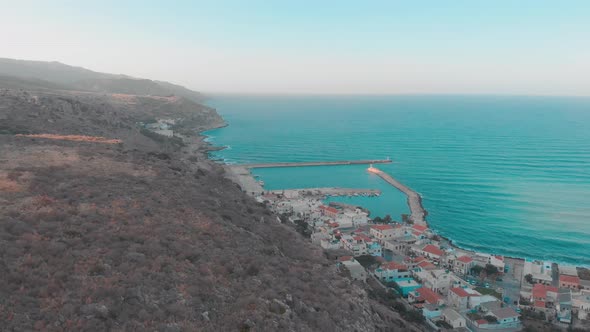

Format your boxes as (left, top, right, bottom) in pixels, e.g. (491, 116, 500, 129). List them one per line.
(224, 159, 391, 196)
(238, 159, 392, 169)
(367, 166, 427, 225)
(267, 187, 381, 197)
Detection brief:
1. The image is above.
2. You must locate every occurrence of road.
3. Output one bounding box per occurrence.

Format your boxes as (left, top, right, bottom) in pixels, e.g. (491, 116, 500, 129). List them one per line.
(496, 257, 525, 306)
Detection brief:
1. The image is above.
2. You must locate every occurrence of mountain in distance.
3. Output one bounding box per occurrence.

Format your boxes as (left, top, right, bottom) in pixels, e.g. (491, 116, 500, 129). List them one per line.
(0, 57, 203, 102)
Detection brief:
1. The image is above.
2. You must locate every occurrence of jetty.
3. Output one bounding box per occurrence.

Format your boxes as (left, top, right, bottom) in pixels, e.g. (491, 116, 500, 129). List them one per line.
(239, 159, 391, 169)
(225, 159, 391, 196)
(267, 187, 381, 197)
(367, 166, 427, 225)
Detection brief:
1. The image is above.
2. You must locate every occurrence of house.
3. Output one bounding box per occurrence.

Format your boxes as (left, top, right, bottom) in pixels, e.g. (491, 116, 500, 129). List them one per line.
(448, 287, 481, 311)
(489, 307, 520, 326)
(338, 257, 367, 282)
(531, 283, 558, 308)
(560, 265, 578, 277)
(414, 269, 452, 295)
(319, 205, 339, 218)
(417, 260, 437, 271)
(366, 241, 382, 257)
(489, 255, 505, 273)
(419, 244, 444, 261)
(572, 293, 590, 320)
(408, 286, 444, 306)
(374, 262, 411, 282)
(560, 275, 580, 289)
(340, 234, 372, 256)
(422, 303, 442, 319)
(405, 256, 427, 269)
(370, 224, 402, 242)
(411, 224, 428, 238)
(524, 260, 553, 285)
(441, 308, 466, 329)
(338, 210, 370, 227)
(454, 255, 474, 275)
(480, 299, 503, 313)
(393, 278, 422, 297)
(556, 289, 573, 324)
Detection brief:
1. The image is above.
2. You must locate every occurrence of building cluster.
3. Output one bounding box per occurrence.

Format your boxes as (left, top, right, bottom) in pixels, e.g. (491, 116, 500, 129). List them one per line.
(522, 260, 590, 325)
(261, 191, 590, 330)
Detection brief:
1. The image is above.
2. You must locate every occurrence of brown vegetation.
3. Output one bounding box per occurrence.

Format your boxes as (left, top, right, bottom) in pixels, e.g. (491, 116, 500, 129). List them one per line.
(15, 134, 122, 144)
(0, 86, 417, 331)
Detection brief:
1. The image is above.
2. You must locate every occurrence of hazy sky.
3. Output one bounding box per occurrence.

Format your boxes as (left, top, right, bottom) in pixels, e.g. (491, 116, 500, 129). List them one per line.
(2, 0, 590, 95)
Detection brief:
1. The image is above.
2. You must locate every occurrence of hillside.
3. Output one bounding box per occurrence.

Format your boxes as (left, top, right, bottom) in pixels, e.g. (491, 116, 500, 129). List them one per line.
(0, 58, 203, 102)
(0, 73, 420, 331)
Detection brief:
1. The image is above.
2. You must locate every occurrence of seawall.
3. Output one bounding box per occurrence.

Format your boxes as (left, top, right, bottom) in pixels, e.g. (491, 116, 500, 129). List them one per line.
(367, 167, 427, 225)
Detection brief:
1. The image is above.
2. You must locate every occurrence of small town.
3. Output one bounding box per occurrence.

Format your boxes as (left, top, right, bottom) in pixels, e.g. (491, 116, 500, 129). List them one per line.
(255, 187, 590, 332)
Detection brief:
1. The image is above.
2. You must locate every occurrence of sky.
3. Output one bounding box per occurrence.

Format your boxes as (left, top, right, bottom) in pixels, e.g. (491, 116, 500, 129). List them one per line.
(1, 0, 589, 95)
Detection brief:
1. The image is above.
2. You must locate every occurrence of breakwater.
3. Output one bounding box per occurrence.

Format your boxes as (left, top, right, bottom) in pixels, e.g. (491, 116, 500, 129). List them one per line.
(268, 187, 381, 197)
(367, 166, 427, 225)
(239, 159, 391, 169)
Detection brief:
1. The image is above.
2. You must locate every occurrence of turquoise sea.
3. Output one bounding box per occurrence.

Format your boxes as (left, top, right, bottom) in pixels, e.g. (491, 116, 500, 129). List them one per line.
(204, 95, 590, 266)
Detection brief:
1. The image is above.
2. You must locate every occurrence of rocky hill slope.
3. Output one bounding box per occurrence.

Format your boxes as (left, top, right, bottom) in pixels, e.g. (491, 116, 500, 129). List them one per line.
(0, 72, 422, 331)
(0, 58, 203, 102)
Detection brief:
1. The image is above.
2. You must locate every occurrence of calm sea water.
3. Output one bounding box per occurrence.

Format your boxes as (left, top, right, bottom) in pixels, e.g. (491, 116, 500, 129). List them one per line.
(204, 95, 590, 266)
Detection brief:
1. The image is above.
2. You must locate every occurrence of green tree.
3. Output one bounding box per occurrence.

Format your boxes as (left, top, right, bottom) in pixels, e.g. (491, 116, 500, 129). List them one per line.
(373, 216, 383, 224)
(524, 274, 533, 284)
(485, 263, 499, 276)
(383, 214, 392, 223)
(471, 265, 484, 276)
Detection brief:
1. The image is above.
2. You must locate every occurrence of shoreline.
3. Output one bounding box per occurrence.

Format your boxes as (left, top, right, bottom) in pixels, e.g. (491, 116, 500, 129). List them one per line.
(200, 118, 589, 273)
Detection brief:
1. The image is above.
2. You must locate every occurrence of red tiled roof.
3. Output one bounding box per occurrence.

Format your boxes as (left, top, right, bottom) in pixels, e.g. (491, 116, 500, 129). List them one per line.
(450, 287, 471, 298)
(533, 283, 547, 299)
(476, 319, 488, 325)
(412, 231, 421, 236)
(457, 256, 473, 263)
(371, 224, 394, 231)
(382, 262, 408, 271)
(494, 255, 504, 261)
(414, 287, 442, 304)
(338, 256, 353, 262)
(353, 234, 372, 242)
(412, 224, 428, 233)
(560, 275, 580, 284)
(422, 244, 444, 257)
(413, 256, 427, 263)
(320, 205, 339, 214)
(533, 283, 558, 299)
(418, 261, 436, 270)
(534, 300, 546, 308)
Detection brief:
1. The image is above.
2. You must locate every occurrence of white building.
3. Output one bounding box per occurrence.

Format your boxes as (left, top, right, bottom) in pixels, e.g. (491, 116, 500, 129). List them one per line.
(448, 287, 481, 311)
(414, 269, 452, 295)
(339, 257, 367, 282)
(524, 260, 553, 285)
(441, 308, 466, 329)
